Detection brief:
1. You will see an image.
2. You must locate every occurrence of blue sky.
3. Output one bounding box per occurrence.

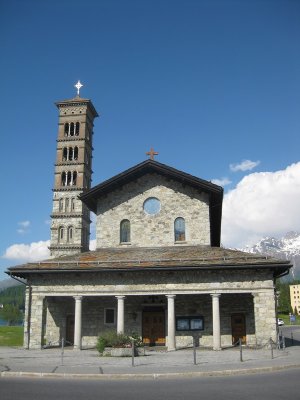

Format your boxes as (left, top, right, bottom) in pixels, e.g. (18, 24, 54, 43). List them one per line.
(1, 0, 300, 280)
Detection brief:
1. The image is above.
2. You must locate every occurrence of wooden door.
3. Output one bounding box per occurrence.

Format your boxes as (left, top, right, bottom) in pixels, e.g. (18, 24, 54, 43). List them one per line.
(231, 313, 246, 345)
(66, 315, 74, 345)
(142, 311, 165, 346)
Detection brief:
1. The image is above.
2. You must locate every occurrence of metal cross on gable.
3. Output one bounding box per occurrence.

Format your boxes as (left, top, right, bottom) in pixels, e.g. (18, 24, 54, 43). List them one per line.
(146, 147, 159, 160)
(75, 80, 83, 96)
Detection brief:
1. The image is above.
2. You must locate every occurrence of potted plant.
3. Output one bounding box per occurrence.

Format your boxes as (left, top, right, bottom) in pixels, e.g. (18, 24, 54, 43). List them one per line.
(96, 330, 144, 356)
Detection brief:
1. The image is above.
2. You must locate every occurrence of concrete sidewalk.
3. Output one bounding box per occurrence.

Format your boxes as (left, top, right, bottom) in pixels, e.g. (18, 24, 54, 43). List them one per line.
(1, 345, 300, 379)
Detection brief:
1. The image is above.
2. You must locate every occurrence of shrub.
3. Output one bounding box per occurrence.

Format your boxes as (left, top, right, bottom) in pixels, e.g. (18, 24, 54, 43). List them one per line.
(129, 331, 143, 347)
(96, 330, 143, 354)
(96, 330, 131, 354)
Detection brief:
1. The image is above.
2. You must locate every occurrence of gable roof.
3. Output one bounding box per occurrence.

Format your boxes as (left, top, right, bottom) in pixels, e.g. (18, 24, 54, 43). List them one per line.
(80, 159, 224, 246)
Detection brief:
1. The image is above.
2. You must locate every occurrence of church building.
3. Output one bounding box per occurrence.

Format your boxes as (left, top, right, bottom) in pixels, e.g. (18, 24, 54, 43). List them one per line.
(8, 84, 291, 350)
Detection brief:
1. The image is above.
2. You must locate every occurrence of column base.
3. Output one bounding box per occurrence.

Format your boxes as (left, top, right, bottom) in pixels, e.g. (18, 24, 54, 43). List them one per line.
(167, 346, 176, 352)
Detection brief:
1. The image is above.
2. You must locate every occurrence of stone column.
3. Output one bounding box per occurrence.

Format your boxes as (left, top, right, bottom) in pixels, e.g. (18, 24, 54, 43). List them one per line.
(116, 296, 126, 334)
(23, 286, 31, 349)
(253, 291, 276, 346)
(166, 295, 176, 351)
(74, 296, 82, 350)
(211, 293, 221, 350)
(29, 294, 44, 349)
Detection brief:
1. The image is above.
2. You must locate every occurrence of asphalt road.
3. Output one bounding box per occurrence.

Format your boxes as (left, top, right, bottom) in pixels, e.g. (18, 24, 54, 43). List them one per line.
(0, 369, 300, 400)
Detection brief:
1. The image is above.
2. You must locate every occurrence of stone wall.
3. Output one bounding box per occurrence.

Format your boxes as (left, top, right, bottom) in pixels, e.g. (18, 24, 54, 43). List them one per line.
(50, 189, 90, 256)
(30, 269, 274, 297)
(96, 173, 210, 248)
(26, 269, 276, 349)
(28, 294, 44, 349)
(42, 293, 257, 349)
(253, 291, 277, 345)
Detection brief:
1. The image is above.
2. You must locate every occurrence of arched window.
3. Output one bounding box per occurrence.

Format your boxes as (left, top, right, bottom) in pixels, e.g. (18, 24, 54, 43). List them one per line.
(65, 198, 69, 212)
(59, 227, 64, 242)
(63, 147, 68, 161)
(120, 219, 130, 243)
(70, 122, 75, 136)
(75, 122, 80, 135)
(59, 198, 64, 212)
(64, 123, 69, 136)
(71, 198, 75, 211)
(61, 172, 66, 186)
(72, 171, 77, 185)
(74, 147, 78, 160)
(67, 226, 73, 242)
(174, 217, 185, 242)
(67, 171, 72, 185)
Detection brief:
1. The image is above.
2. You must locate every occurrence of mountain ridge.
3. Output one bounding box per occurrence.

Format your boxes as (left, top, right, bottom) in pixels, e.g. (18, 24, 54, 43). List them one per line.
(241, 231, 300, 279)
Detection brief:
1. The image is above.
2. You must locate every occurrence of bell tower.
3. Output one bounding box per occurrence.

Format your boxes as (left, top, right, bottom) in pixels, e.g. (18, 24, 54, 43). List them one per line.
(49, 82, 98, 257)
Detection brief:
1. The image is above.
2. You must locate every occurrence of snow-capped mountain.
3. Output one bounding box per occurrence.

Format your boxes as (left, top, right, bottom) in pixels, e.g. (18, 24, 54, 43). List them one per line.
(242, 231, 300, 279)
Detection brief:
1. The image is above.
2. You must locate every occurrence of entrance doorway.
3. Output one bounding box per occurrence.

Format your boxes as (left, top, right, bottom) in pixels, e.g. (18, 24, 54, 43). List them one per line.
(66, 315, 74, 345)
(231, 313, 246, 345)
(142, 310, 165, 346)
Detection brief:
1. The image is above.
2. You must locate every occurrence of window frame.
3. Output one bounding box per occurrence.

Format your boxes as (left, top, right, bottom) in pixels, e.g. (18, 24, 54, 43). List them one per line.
(104, 308, 116, 325)
(176, 316, 204, 331)
(120, 219, 131, 243)
(174, 217, 186, 242)
(58, 226, 64, 242)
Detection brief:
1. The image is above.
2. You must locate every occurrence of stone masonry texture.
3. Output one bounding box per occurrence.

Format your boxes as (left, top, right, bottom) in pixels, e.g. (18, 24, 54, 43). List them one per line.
(96, 173, 210, 248)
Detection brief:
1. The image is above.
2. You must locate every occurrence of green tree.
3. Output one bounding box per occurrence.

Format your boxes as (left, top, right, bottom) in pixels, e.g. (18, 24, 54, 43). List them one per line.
(276, 280, 291, 313)
(0, 285, 25, 310)
(1, 304, 22, 326)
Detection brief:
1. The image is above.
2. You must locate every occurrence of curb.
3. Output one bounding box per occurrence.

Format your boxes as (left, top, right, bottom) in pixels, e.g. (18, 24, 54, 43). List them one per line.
(1, 364, 300, 380)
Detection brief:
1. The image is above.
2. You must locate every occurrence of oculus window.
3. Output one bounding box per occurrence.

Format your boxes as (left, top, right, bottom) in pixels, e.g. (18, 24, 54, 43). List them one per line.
(143, 197, 161, 215)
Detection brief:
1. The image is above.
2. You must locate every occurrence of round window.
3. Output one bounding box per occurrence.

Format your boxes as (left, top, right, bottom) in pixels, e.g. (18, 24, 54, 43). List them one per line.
(143, 197, 161, 215)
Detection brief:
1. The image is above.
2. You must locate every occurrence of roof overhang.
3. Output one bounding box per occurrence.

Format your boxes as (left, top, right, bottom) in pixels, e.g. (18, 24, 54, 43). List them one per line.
(7, 246, 292, 280)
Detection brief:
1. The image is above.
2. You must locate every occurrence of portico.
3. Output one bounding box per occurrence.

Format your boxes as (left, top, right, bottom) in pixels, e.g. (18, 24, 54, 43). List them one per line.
(16, 244, 288, 351)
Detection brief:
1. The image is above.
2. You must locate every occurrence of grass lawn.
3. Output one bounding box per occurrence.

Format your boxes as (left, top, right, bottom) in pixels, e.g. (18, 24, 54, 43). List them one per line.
(0, 326, 23, 346)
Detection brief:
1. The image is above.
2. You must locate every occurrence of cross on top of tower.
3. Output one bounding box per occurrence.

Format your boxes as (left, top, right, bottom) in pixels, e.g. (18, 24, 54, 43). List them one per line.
(146, 147, 159, 160)
(75, 80, 83, 96)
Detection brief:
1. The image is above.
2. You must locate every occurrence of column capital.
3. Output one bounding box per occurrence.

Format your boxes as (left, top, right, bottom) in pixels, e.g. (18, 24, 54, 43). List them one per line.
(115, 295, 126, 300)
(74, 296, 83, 301)
(166, 294, 176, 299)
(210, 293, 221, 298)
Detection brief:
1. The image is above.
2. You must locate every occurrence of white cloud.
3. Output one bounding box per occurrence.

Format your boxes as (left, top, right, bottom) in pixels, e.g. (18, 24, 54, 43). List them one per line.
(2, 237, 98, 264)
(222, 162, 300, 248)
(18, 221, 30, 228)
(89, 239, 97, 251)
(17, 220, 31, 234)
(211, 177, 232, 187)
(230, 159, 260, 172)
(2, 240, 50, 262)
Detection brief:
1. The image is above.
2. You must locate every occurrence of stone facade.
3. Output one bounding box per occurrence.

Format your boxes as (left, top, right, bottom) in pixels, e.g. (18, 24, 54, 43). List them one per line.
(49, 96, 98, 257)
(9, 94, 291, 353)
(96, 173, 210, 248)
(25, 268, 276, 349)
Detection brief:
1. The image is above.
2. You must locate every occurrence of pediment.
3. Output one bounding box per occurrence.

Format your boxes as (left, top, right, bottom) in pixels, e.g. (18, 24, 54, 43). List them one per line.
(80, 160, 223, 246)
